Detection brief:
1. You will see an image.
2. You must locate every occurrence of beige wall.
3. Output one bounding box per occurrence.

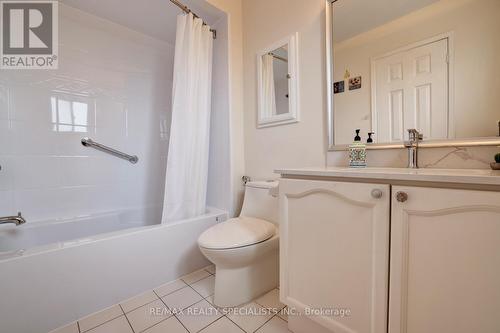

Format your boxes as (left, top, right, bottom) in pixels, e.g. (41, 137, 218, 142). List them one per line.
(207, 0, 246, 215)
(241, 0, 327, 179)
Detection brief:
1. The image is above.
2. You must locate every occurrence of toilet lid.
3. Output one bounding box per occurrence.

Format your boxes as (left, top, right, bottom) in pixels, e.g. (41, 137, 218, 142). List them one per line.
(198, 217, 276, 250)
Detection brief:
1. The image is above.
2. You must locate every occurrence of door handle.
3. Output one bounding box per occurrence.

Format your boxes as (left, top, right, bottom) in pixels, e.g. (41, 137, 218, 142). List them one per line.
(396, 191, 408, 203)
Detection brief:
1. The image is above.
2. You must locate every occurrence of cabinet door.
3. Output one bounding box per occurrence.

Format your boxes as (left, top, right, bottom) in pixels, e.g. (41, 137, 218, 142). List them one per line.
(390, 186, 500, 333)
(280, 179, 390, 333)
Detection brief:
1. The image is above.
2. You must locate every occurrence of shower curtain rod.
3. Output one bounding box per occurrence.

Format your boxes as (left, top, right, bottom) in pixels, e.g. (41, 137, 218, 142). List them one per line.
(268, 52, 288, 63)
(169, 0, 217, 39)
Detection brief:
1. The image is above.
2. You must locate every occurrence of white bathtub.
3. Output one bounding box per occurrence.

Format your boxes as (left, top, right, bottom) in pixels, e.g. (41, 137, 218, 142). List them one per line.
(0, 208, 226, 333)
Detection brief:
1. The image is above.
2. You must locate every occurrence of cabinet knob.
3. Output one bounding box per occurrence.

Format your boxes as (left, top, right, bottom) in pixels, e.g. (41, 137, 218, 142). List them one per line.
(396, 191, 408, 202)
(371, 189, 383, 199)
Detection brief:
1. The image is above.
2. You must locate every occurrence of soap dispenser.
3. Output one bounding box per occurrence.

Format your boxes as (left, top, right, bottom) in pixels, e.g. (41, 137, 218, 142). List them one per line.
(349, 129, 367, 168)
(367, 132, 374, 143)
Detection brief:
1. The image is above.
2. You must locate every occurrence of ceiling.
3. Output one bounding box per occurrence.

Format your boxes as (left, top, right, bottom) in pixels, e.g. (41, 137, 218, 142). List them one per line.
(61, 0, 225, 44)
(333, 0, 440, 43)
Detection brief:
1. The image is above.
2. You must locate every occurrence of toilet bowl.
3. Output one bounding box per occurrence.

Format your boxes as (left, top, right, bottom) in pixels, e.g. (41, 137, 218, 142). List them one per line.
(198, 181, 279, 307)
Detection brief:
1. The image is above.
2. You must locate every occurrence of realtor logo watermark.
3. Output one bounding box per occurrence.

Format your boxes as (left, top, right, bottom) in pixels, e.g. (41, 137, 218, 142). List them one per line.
(0, 0, 58, 69)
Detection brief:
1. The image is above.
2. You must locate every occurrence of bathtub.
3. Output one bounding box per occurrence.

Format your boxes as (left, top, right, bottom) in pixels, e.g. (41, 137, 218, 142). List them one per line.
(0, 208, 226, 333)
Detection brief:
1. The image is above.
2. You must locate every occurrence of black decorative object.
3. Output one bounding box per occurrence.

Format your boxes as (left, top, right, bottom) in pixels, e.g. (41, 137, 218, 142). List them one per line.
(349, 76, 362, 90)
(334, 81, 344, 94)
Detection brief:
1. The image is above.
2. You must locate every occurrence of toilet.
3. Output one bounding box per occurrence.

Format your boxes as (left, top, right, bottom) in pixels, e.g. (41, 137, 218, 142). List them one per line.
(198, 180, 279, 307)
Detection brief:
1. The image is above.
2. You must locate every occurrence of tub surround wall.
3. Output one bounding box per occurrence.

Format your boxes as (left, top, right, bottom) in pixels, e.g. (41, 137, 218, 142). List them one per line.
(207, 0, 247, 216)
(0, 4, 173, 224)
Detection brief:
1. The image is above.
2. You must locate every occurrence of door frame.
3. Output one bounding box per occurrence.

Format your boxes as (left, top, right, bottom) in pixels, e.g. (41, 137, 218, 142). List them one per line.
(370, 32, 455, 141)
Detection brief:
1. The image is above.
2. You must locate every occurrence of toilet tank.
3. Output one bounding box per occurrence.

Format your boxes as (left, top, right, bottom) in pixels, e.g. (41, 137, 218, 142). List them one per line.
(240, 181, 279, 225)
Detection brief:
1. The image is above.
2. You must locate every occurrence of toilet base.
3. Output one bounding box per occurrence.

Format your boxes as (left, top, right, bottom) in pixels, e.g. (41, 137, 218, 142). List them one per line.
(214, 249, 279, 307)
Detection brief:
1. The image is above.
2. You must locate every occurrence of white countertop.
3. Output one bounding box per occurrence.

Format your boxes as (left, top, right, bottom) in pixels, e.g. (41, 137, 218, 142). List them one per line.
(275, 167, 500, 186)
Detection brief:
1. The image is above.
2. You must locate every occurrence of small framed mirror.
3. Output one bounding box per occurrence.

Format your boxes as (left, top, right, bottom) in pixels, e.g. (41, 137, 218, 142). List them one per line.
(257, 33, 299, 128)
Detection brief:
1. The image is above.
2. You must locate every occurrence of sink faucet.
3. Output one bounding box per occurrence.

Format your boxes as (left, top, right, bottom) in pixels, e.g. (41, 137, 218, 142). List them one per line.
(0, 212, 26, 226)
(404, 129, 423, 169)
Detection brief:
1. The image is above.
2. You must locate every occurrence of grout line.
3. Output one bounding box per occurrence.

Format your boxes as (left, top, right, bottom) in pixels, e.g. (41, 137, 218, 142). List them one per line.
(186, 283, 211, 303)
(119, 305, 136, 333)
(135, 315, 173, 333)
(122, 295, 160, 314)
(172, 314, 190, 333)
(224, 315, 248, 333)
(254, 313, 278, 333)
(78, 312, 125, 333)
(195, 314, 226, 333)
(162, 286, 206, 313)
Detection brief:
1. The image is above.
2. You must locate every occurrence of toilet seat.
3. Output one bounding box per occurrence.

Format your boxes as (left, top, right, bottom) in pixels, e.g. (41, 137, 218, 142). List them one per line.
(198, 216, 276, 250)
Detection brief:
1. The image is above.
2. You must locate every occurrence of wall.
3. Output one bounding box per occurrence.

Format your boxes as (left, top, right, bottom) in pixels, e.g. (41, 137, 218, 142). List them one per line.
(207, 0, 246, 215)
(235, 0, 498, 172)
(333, 0, 500, 145)
(241, 0, 327, 180)
(207, 15, 232, 213)
(0, 5, 173, 223)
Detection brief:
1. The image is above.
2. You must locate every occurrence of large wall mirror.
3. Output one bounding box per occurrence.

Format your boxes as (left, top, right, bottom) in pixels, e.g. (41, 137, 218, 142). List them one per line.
(326, 0, 500, 150)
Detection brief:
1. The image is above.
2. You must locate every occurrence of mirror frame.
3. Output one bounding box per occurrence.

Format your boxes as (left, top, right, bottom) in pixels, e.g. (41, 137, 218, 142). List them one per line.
(257, 33, 300, 128)
(325, 0, 500, 151)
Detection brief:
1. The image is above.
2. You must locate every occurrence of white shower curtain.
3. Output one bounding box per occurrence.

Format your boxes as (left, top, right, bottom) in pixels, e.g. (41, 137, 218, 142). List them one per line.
(162, 13, 213, 223)
(262, 54, 276, 117)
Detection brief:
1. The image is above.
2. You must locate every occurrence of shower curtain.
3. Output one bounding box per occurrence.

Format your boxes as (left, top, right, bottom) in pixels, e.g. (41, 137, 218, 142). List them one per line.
(162, 13, 213, 223)
(262, 54, 276, 117)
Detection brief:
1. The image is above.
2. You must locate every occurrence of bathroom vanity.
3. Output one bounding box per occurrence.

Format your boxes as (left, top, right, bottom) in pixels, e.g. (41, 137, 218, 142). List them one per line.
(277, 167, 500, 333)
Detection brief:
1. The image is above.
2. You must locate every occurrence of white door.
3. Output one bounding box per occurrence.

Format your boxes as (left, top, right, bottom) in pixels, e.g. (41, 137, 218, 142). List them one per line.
(390, 186, 500, 333)
(372, 37, 449, 142)
(280, 179, 390, 333)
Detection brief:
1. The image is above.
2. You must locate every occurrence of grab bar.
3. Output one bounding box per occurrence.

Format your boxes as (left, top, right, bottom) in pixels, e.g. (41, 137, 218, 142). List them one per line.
(81, 137, 138, 164)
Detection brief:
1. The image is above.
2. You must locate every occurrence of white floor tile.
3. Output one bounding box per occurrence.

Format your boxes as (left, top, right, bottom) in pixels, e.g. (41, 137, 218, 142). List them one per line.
(79, 305, 123, 332)
(86, 316, 132, 333)
(204, 265, 216, 275)
(181, 269, 212, 285)
(49, 322, 79, 333)
(162, 286, 203, 313)
(256, 317, 290, 333)
(191, 275, 215, 298)
(176, 299, 222, 333)
(154, 279, 187, 297)
(143, 316, 188, 333)
(226, 302, 273, 333)
(254, 289, 285, 315)
(126, 299, 172, 333)
(199, 317, 244, 333)
(121, 290, 158, 313)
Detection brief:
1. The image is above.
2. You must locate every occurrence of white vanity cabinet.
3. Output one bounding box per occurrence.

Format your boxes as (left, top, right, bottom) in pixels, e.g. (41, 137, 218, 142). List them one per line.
(389, 186, 500, 333)
(279, 179, 390, 333)
(278, 168, 500, 333)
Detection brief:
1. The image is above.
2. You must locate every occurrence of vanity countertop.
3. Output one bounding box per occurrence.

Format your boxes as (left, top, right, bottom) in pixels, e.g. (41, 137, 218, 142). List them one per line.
(276, 167, 500, 187)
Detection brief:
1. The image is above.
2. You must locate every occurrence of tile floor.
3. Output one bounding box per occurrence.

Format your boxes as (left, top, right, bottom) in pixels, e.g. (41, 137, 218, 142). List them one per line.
(50, 265, 291, 333)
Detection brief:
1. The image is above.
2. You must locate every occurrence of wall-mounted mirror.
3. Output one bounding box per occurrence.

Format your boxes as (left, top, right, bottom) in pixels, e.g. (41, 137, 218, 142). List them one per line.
(326, 0, 500, 149)
(257, 33, 299, 128)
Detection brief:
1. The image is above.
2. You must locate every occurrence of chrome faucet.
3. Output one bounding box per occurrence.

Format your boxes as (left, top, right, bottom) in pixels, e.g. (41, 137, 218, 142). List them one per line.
(404, 129, 423, 169)
(0, 212, 26, 226)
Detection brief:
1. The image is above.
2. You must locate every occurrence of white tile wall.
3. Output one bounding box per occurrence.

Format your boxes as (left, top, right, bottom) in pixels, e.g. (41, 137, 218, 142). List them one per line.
(0, 4, 173, 223)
